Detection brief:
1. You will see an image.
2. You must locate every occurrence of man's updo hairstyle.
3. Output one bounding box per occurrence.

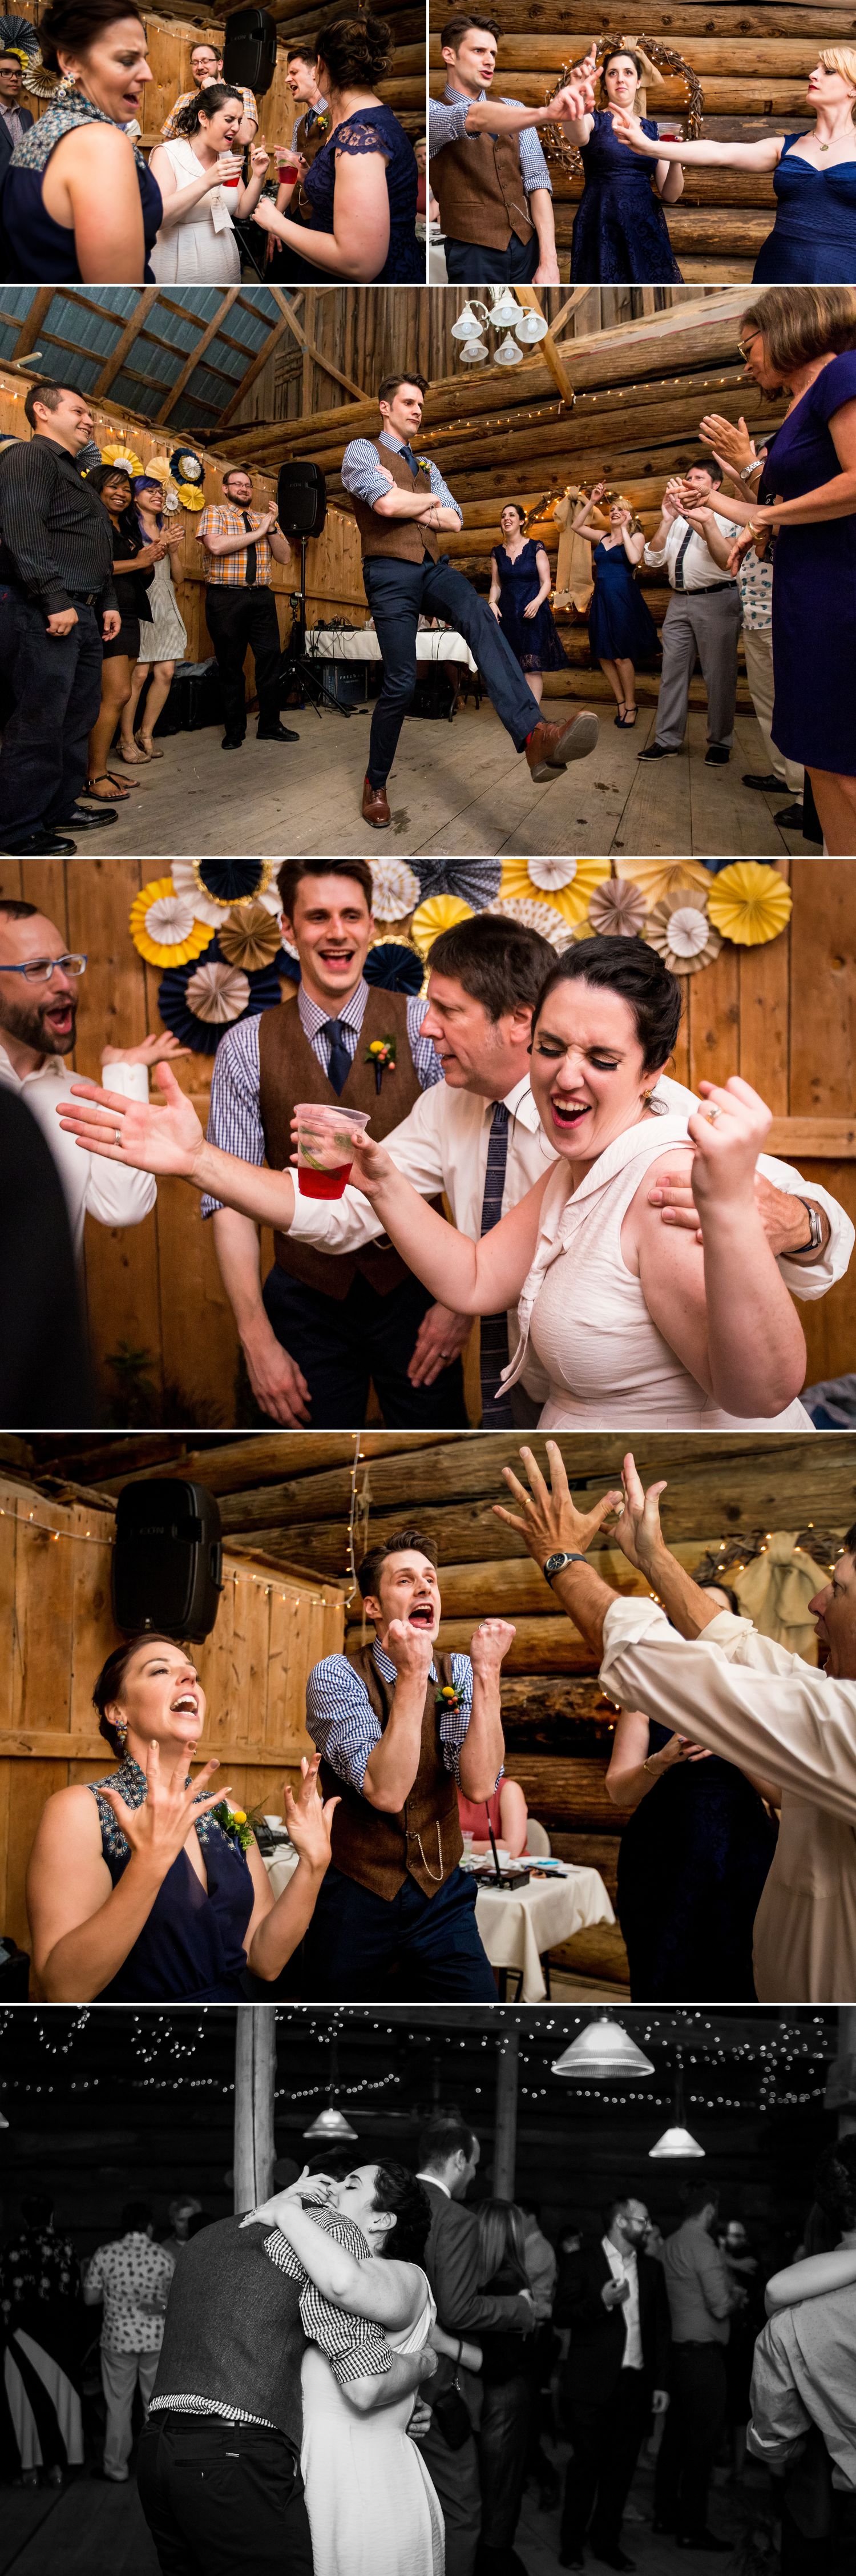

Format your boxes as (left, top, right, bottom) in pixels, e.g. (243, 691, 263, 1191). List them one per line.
(92, 1633, 181, 1757)
(812, 2133, 856, 2232)
(371, 2163, 431, 2263)
(314, 12, 393, 88)
(38, 0, 145, 71)
(532, 935, 683, 1077)
(174, 83, 243, 135)
(597, 46, 646, 106)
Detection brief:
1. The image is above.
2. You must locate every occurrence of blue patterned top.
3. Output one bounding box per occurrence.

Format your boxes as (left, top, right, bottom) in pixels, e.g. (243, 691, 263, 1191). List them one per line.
(87, 1753, 254, 2002)
(4, 91, 162, 284)
(299, 104, 422, 281)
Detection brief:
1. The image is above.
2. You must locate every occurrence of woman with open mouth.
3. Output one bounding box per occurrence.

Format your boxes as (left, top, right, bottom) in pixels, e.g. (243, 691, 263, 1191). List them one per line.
(1, 0, 163, 283)
(26, 1635, 338, 2001)
(611, 48, 856, 284)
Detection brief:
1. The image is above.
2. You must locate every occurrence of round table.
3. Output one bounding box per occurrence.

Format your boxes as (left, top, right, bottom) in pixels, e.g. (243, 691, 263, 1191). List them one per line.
(262, 1849, 613, 2003)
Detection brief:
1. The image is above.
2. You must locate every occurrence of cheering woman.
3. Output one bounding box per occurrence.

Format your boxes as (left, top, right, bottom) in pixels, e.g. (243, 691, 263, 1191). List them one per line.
(250, 13, 422, 281)
(571, 483, 659, 726)
(1, 0, 162, 281)
(612, 49, 856, 281)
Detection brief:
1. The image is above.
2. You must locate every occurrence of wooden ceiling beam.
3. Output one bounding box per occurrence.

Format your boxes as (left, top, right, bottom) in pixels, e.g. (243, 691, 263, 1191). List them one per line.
(91, 286, 161, 399)
(156, 288, 243, 422)
(11, 288, 55, 359)
(513, 287, 576, 405)
(267, 285, 368, 405)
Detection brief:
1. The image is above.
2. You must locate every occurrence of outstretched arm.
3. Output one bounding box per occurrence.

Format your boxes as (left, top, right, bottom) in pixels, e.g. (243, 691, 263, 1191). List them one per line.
(765, 2243, 856, 2315)
(337, 1129, 551, 1318)
(494, 1440, 624, 1660)
(611, 107, 782, 170)
(58, 1065, 300, 1228)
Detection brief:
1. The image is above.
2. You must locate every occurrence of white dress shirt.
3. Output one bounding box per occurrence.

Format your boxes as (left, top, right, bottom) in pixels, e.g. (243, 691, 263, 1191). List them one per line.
(644, 514, 738, 591)
(600, 1594, 856, 2003)
(602, 2234, 643, 2369)
(0, 1044, 156, 1257)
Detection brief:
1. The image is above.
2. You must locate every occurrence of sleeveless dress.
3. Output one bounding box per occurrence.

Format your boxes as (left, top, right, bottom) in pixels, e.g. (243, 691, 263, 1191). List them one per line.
(300, 2269, 443, 2576)
(137, 544, 187, 663)
(87, 1754, 253, 2000)
(491, 538, 568, 672)
(616, 1719, 777, 1999)
(2, 102, 161, 283)
(588, 538, 660, 666)
(150, 136, 240, 283)
(761, 350, 856, 776)
(752, 138, 856, 282)
(500, 1114, 813, 1430)
(273, 104, 422, 282)
(571, 111, 683, 283)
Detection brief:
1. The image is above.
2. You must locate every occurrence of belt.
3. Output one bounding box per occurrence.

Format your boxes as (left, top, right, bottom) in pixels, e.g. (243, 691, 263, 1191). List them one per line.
(68, 590, 102, 607)
(672, 580, 734, 597)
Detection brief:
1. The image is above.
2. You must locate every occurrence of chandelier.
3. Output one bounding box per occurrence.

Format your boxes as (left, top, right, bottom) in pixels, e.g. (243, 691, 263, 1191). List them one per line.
(451, 286, 549, 368)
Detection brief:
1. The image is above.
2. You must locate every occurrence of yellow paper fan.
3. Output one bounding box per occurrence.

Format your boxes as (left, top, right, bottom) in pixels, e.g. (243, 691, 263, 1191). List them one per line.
(101, 441, 144, 479)
(618, 861, 713, 905)
(410, 894, 474, 956)
(499, 859, 610, 926)
(130, 878, 213, 968)
(706, 863, 792, 948)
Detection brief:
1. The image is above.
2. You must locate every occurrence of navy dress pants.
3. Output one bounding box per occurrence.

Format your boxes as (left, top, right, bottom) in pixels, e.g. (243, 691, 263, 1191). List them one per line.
(262, 1262, 468, 1430)
(362, 550, 543, 786)
(301, 1862, 498, 2000)
(0, 588, 103, 846)
(443, 232, 540, 284)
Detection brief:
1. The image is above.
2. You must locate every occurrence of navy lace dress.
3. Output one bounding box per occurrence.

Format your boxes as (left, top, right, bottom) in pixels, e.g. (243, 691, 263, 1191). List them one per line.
(753, 138, 856, 282)
(615, 1722, 777, 2000)
(762, 350, 856, 776)
(492, 539, 568, 671)
(274, 103, 422, 281)
(588, 538, 660, 666)
(571, 111, 683, 283)
(87, 1755, 255, 2000)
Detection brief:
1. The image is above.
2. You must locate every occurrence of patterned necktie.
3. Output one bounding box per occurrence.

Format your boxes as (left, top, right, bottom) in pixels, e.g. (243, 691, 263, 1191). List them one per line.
(673, 525, 693, 593)
(242, 511, 257, 587)
(322, 1019, 352, 1096)
(479, 1102, 514, 1427)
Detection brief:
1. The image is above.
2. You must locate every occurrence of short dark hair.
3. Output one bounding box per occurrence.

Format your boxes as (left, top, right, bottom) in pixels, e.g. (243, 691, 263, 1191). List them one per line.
(356, 1527, 437, 1604)
(372, 2163, 431, 2263)
(0, 49, 23, 66)
(427, 912, 555, 1022)
(191, 37, 221, 55)
(92, 1633, 183, 1758)
(0, 898, 39, 923)
(533, 936, 683, 1076)
(288, 45, 318, 63)
(276, 859, 373, 920)
(680, 2182, 718, 2219)
(839, 1523, 856, 1559)
(696, 1576, 740, 1617)
(175, 84, 242, 135)
(377, 371, 428, 408)
(223, 464, 253, 486)
(24, 380, 72, 432)
(314, 13, 392, 90)
(695, 457, 724, 486)
(416, 2110, 477, 2169)
(813, 2136, 856, 2231)
(121, 2199, 154, 2233)
(39, 0, 145, 73)
(441, 12, 500, 49)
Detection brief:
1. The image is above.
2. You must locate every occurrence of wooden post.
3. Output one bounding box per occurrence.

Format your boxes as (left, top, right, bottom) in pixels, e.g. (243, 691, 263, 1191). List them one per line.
(826, 2007, 856, 2136)
(494, 2028, 519, 2200)
(233, 2008, 277, 2212)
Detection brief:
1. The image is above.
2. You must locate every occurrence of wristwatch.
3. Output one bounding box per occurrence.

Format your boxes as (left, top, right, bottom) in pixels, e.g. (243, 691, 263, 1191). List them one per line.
(543, 1551, 588, 1584)
(790, 1200, 823, 1258)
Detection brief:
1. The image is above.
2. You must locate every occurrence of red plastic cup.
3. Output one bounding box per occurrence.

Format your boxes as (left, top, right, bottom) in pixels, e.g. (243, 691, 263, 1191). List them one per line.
(294, 1104, 370, 1199)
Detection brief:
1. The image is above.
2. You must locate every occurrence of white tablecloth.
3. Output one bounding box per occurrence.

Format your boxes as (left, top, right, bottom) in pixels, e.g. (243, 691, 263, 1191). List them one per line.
(263, 1849, 613, 2003)
(305, 629, 478, 671)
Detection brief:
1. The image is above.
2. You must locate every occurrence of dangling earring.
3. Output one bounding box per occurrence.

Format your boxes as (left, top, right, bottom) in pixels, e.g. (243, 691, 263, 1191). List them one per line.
(115, 1719, 128, 1748)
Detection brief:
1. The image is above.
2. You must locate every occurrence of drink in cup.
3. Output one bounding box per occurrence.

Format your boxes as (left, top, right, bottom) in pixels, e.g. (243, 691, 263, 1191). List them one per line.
(294, 1103, 370, 1199)
(276, 145, 300, 182)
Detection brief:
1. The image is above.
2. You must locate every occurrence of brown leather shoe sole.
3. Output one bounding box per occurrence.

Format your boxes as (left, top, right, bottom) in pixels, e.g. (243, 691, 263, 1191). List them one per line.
(528, 709, 599, 782)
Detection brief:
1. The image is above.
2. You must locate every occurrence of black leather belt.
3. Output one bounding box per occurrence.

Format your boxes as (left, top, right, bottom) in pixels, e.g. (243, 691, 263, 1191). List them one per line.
(68, 590, 102, 607)
(674, 580, 734, 596)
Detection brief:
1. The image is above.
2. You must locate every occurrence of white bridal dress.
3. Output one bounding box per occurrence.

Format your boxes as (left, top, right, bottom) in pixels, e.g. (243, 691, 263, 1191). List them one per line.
(300, 2271, 444, 2576)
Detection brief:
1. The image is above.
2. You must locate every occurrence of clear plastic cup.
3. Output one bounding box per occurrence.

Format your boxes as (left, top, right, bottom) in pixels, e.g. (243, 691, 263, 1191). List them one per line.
(277, 152, 300, 182)
(294, 1102, 370, 1199)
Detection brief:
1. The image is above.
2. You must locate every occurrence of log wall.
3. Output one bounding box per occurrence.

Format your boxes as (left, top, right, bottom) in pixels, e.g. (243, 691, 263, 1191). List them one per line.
(17, 0, 424, 147)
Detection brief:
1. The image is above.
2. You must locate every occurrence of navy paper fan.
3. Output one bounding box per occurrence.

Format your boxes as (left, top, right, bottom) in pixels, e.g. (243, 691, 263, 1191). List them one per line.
(195, 862, 275, 905)
(365, 942, 423, 994)
(158, 941, 284, 1055)
(414, 860, 502, 909)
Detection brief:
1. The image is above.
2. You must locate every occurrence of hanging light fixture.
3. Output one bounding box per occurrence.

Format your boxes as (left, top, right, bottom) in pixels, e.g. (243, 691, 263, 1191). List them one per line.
(515, 307, 548, 344)
(552, 2016, 655, 2080)
(303, 2102, 358, 2143)
(649, 2049, 705, 2159)
(459, 336, 490, 363)
(494, 333, 523, 367)
(488, 285, 524, 331)
(451, 299, 490, 340)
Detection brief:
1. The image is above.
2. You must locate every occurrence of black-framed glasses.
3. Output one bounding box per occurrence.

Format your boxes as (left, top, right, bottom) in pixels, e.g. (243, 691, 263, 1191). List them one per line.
(0, 954, 87, 984)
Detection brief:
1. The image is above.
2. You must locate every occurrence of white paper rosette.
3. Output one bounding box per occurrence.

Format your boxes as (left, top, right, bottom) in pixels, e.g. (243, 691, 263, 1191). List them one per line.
(664, 903, 711, 960)
(144, 893, 197, 946)
(184, 961, 251, 1025)
(369, 858, 420, 922)
(526, 859, 579, 893)
(494, 896, 572, 948)
(644, 888, 722, 977)
(169, 861, 225, 929)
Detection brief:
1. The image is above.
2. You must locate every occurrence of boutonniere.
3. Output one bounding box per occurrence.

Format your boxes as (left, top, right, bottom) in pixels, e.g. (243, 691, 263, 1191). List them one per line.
(211, 1801, 254, 1853)
(415, 457, 433, 478)
(365, 1034, 397, 1094)
(436, 1681, 465, 1716)
(314, 108, 330, 136)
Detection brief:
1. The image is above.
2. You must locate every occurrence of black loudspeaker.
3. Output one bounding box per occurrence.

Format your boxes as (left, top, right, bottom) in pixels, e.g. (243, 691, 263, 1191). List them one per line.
(112, 1482, 224, 1643)
(222, 7, 278, 96)
(277, 461, 328, 540)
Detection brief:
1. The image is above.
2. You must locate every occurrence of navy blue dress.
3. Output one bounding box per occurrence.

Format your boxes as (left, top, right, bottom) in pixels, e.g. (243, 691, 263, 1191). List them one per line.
(492, 538, 568, 671)
(753, 138, 856, 283)
(762, 351, 856, 776)
(274, 104, 422, 282)
(616, 1722, 776, 2000)
(588, 538, 660, 666)
(88, 1756, 254, 2000)
(571, 111, 683, 283)
(2, 143, 161, 284)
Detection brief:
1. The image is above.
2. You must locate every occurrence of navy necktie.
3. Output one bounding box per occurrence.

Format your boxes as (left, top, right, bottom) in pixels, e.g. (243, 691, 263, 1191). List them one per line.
(397, 442, 417, 476)
(673, 525, 693, 593)
(479, 1102, 514, 1427)
(322, 1019, 352, 1096)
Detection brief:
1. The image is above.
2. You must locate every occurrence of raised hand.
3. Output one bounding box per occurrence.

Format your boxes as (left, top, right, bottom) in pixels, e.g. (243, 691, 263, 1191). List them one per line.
(282, 1754, 339, 1873)
(56, 1061, 205, 1178)
(384, 1615, 436, 1683)
(100, 1031, 192, 1069)
(494, 1439, 623, 1562)
(661, 478, 685, 523)
(688, 1077, 773, 1215)
(469, 1616, 516, 1676)
(609, 1450, 667, 1576)
(99, 1738, 225, 1876)
(699, 412, 756, 474)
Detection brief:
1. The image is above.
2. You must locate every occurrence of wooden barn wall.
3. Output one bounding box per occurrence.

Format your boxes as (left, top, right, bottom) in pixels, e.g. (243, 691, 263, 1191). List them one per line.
(1, 862, 854, 1424)
(0, 1476, 344, 1974)
(428, 1, 828, 279)
(17, 0, 423, 148)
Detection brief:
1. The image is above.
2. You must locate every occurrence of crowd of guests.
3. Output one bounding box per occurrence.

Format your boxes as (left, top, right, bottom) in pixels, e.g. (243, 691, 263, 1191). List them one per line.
(0, 2, 424, 284)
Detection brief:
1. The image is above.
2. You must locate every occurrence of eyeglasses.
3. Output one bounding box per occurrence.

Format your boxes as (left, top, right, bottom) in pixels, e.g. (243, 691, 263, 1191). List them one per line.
(0, 954, 87, 984)
(737, 336, 760, 361)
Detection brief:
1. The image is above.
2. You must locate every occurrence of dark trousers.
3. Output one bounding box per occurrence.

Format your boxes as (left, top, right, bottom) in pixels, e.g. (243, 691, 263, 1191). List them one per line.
(0, 586, 103, 846)
(136, 2414, 313, 2576)
(361, 551, 542, 786)
(421, 2369, 483, 2576)
(479, 2373, 532, 2551)
(301, 1859, 498, 2001)
(562, 2366, 651, 2557)
(444, 232, 540, 284)
(262, 1260, 469, 1430)
(204, 583, 282, 738)
(655, 2342, 727, 2539)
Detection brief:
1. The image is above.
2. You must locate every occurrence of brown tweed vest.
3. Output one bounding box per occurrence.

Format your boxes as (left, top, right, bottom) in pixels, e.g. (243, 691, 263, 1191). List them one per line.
(320, 1641, 465, 1901)
(430, 121, 534, 251)
(290, 103, 328, 224)
(257, 988, 429, 1301)
(352, 439, 441, 567)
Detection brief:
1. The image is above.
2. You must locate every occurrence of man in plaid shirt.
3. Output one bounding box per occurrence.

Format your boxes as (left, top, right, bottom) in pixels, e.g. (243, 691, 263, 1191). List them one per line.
(197, 465, 298, 750)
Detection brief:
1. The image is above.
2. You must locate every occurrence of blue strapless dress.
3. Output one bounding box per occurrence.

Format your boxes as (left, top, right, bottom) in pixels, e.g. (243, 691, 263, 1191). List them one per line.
(588, 540, 660, 666)
(88, 1758, 254, 2000)
(753, 138, 856, 282)
(273, 104, 422, 282)
(1, 148, 161, 283)
(762, 349, 856, 776)
(571, 111, 683, 283)
(616, 1721, 776, 1999)
(492, 538, 568, 671)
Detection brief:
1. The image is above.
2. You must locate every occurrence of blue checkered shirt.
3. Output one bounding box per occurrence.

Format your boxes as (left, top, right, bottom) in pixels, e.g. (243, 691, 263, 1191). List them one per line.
(429, 86, 552, 193)
(200, 980, 442, 1218)
(341, 427, 462, 522)
(306, 1637, 474, 1793)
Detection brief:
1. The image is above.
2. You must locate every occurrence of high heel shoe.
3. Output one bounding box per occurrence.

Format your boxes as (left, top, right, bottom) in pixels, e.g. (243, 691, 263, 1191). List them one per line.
(617, 708, 638, 727)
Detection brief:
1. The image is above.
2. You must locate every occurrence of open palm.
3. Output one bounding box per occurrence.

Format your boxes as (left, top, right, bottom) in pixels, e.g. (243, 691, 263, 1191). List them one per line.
(56, 1061, 204, 1178)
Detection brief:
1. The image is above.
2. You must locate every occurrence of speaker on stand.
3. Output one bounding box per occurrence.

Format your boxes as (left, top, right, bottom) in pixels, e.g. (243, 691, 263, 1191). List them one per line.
(276, 461, 349, 718)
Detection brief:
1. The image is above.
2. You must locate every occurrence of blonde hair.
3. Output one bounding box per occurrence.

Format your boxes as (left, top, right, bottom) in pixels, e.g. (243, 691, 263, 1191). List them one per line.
(817, 47, 856, 120)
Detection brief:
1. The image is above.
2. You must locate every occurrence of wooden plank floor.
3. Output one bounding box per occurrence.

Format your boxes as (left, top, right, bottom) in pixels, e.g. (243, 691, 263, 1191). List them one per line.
(83, 703, 806, 861)
(0, 2476, 158, 2575)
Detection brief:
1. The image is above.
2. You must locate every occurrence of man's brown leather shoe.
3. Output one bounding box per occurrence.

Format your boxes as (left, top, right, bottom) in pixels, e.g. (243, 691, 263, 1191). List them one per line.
(362, 774, 391, 828)
(525, 709, 599, 782)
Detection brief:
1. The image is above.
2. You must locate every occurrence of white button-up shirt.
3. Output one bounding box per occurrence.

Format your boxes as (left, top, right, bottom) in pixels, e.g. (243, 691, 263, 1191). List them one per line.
(0, 1045, 156, 1258)
(602, 2233, 643, 2369)
(644, 514, 738, 591)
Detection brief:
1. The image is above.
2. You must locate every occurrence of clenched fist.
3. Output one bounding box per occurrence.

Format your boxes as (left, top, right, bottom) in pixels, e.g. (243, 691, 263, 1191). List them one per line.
(385, 1618, 436, 1682)
(469, 1618, 515, 1676)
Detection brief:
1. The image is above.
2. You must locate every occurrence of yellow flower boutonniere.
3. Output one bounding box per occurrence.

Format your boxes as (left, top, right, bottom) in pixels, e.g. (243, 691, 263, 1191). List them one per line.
(366, 1035, 397, 1094)
(436, 1681, 465, 1716)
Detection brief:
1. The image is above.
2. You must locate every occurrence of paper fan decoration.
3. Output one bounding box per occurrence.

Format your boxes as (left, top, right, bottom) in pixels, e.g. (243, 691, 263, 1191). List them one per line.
(184, 960, 251, 1025)
(191, 861, 277, 911)
(101, 441, 144, 479)
(130, 878, 213, 968)
(158, 949, 283, 1055)
(645, 889, 722, 976)
(410, 895, 474, 957)
(22, 58, 60, 96)
(617, 861, 713, 905)
(217, 902, 284, 974)
(499, 859, 610, 926)
(365, 941, 424, 993)
(527, 859, 581, 893)
(588, 877, 647, 939)
(368, 858, 419, 923)
(415, 861, 502, 909)
(0, 17, 41, 57)
(170, 446, 204, 487)
(706, 862, 792, 947)
(177, 484, 205, 512)
(494, 897, 570, 949)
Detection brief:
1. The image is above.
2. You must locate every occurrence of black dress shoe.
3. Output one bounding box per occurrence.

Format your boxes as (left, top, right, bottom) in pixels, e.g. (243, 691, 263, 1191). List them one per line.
(637, 742, 679, 759)
(742, 771, 783, 791)
(705, 746, 730, 764)
(256, 722, 299, 742)
(0, 831, 76, 855)
(221, 734, 245, 750)
(61, 802, 118, 828)
(774, 800, 809, 832)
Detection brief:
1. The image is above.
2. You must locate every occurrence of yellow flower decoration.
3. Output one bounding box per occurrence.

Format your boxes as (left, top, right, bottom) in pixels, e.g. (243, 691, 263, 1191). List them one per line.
(410, 893, 474, 956)
(129, 878, 213, 968)
(100, 441, 144, 478)
(499, 859, 610, 926)
(617, 862, 713, 905)
(177, 484, 205, 512)
(706, 862, 793, 948)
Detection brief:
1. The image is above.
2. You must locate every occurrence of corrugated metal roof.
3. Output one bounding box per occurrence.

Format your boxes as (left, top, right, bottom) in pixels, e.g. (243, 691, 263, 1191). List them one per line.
(0, 288, 286, 428)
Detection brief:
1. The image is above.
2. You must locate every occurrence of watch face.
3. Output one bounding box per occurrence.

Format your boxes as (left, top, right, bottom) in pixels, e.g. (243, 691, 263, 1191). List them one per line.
(544, 1553, 567, 1579)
